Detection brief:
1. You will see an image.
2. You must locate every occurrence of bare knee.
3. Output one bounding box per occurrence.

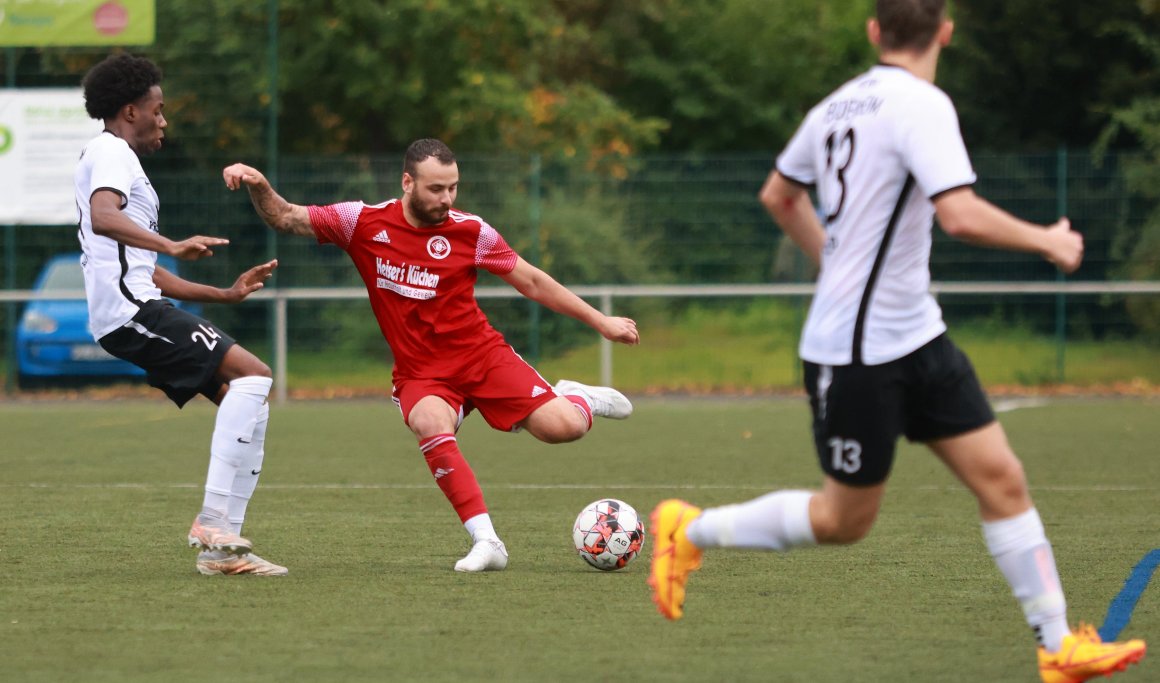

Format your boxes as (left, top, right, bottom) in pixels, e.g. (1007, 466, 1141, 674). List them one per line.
(976, 456, 1031, 518)
(520, 398, 589, 443)
(407, 411, 445, 439)
(406, 397, 458, 440)
(813, 516, 875, 545)
(239, 362, 272, 380)
(991, 456, 1028, 497)
(931, 423, 1032, 519)
(218, 345, 271, 382)
(525, 421, 587, 444)
(810, 497, 879, 545)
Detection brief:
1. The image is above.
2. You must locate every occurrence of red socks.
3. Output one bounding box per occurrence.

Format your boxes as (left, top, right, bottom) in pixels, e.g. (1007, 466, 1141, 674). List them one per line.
(419, 434, 487, 523)
(563, 395, 593, 430)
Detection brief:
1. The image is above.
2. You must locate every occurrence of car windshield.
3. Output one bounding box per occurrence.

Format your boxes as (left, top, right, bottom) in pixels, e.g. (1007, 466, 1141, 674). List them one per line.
(40, 261, 85, 292)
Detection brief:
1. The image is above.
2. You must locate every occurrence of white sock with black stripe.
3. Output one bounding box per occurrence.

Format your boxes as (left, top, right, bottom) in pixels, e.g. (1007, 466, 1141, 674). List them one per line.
(983, 508, 1070, 652)
(201, 377, 272, 520)
(229, 401, 270, 534)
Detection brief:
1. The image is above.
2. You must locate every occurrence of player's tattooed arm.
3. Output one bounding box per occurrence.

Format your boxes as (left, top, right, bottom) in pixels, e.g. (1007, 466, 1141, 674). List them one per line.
(222, 163, 314, 238)
(249, 186, 313, 238)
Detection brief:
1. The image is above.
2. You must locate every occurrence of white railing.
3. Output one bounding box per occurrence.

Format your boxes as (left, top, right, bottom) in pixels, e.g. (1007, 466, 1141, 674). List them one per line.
(5, 281, 1160, 403)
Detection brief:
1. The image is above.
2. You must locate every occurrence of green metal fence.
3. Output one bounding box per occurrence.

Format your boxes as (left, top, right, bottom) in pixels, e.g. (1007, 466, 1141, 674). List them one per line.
(2, 46, 1158, 395)
(2, 147, 1158, 395)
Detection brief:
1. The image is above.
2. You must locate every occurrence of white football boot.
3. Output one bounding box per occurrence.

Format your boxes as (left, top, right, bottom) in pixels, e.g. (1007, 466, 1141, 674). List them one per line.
(188, 515, 252, 555)
(454, 539, 509, 572)
(197, 550, 288, 576)
(553, 379, 633, 420)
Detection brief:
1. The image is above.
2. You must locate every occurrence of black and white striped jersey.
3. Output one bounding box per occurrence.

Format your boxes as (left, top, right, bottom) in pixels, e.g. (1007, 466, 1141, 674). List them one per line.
(74, 131, 163, 341)
(777, 64, 976, 366)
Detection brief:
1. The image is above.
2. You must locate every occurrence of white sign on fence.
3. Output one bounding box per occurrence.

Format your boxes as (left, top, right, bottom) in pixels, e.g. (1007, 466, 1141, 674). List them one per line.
(0, 88, 103, 225)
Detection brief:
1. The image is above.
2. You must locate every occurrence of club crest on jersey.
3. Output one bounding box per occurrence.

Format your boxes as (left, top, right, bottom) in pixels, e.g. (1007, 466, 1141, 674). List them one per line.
(427, 236, 451, 260)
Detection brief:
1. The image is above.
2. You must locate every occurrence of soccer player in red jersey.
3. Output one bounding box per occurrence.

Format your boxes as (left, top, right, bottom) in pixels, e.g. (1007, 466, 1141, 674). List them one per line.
(223, 139, 640, 571)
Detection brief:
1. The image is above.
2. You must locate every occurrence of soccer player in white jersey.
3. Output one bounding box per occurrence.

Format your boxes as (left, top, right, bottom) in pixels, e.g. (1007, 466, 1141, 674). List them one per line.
(647, 2, 1145, 681)
(76, 54, 286, 576)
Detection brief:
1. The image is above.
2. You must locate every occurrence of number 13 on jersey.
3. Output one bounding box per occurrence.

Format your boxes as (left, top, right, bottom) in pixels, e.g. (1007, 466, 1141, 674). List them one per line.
(822, 128, 856, 223)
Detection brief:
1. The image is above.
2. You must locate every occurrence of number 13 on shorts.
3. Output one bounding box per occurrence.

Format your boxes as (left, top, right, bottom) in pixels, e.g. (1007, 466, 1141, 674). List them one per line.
(828, 437, 863, 474)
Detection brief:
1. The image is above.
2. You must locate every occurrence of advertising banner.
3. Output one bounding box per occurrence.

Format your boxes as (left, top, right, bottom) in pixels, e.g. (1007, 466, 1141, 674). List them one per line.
(0, 0, 155, 46)
(0, 88, 102, 225)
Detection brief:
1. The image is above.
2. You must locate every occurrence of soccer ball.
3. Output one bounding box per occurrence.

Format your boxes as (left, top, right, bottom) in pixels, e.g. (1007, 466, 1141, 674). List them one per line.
(572, 498, 646, 571)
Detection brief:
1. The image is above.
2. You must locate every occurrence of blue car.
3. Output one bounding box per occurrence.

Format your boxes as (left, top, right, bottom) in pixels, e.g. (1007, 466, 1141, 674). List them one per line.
(16, 252, 187, 387)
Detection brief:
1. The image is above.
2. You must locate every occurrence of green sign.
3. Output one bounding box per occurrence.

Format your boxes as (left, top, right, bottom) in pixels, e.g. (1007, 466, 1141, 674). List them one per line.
(0, 0, 155, 46)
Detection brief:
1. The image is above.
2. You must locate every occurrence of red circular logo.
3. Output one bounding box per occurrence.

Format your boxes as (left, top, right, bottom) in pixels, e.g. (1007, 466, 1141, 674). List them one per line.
(93, 2, 129, 36)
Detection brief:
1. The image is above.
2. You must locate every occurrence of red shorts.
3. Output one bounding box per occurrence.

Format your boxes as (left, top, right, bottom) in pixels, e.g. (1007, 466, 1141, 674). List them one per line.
(391, 345, 558, 432)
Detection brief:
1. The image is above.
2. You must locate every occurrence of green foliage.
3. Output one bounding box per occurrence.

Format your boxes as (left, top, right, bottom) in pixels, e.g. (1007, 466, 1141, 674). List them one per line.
(481, 183, 662, 357)
(533, 188, 659, 285)
(147, 0, 879, 160)
(619, 154, 782, 283)
(941, 0, 1160, 150)
(129, 0, 671, 172)
(1094, 19, 1160, 341)
(6, 0, 1159, 158)
(615, 0, 874, 151)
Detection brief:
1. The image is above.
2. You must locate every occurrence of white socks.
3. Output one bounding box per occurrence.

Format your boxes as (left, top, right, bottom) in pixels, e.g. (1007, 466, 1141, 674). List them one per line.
(464, 513, 500, 544)
(983, 508, 1070, 652)
(228, 401, 270, 534)
(202, 377, 273, 520)
(680, 493, 1070, 652)
(685, 490, 817, 551)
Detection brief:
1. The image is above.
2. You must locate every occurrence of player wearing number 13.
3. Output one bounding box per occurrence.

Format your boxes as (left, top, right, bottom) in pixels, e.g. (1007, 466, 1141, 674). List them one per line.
(75, 54, 285, 576)
(648, 2, 1145, 681)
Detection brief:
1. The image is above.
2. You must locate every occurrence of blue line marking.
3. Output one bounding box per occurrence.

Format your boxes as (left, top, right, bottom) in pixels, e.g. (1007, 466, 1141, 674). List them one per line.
(1099, 549, 1160, 642)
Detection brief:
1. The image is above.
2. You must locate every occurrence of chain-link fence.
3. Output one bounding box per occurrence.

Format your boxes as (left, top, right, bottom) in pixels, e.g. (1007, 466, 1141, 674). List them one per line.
(2, 46, 1158, 395)
(3, 147, 1158, 394)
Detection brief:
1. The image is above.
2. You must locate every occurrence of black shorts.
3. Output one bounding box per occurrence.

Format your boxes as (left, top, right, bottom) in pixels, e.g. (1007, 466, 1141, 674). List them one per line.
(99, 300, 236, 408)
(802, 334, 995, 486)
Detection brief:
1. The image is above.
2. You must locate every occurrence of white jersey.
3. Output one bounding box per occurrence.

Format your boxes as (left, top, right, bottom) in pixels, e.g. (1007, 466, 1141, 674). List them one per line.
(74, 131, 163, 340)
(777, 64, 976, 366)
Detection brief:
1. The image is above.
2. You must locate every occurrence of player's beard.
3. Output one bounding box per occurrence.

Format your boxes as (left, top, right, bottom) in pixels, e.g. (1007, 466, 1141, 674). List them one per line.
(408, 197, 449, 226)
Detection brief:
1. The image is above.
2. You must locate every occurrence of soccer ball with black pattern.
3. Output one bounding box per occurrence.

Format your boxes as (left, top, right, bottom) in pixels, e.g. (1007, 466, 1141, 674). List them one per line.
(572, 498, 646, 571)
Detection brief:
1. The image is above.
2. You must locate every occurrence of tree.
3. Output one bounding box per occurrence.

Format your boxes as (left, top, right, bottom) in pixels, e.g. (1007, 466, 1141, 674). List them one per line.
(150, 0, 666, 174)
(1095, 11, 1160, 341)
(610, 0, 874, 152)
(940, 0, 1160, 150)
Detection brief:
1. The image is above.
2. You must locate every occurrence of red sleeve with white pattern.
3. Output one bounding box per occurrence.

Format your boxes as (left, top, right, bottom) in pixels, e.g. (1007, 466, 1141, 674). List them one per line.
(475, 221, 519, 274)
(307, 202, 364, 248)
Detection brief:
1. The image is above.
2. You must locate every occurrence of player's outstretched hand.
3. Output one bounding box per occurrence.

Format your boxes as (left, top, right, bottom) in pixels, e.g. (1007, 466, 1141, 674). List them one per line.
(172, 235, 229, 260)
(222, 259, 278, 303)
(222, 163, 267, 191)
(1043, 217, 1083, 274)
(601, 316, 640, 345)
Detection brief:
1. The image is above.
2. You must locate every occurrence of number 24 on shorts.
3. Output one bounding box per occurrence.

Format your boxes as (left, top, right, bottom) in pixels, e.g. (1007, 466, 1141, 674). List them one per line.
(191, 324, 221, 350)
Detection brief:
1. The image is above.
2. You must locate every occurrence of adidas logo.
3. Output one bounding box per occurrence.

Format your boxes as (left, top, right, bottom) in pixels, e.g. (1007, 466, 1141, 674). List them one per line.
(531, 385, 548, 398)
(372, 229, 391, 244)
(434, 467, 455, 479)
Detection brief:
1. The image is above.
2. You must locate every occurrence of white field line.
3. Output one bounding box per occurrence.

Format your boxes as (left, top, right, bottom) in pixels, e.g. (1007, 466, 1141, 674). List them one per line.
(992, 398, 1051, 413)
(1, 482, 1153, 492)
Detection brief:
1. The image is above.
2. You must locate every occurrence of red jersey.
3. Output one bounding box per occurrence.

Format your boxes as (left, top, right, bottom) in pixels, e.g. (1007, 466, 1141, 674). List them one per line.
(308, 199, 520, 380)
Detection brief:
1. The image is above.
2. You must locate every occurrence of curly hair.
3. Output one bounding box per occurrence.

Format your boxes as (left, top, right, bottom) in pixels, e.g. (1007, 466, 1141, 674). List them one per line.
(81, 54, 163, 120)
